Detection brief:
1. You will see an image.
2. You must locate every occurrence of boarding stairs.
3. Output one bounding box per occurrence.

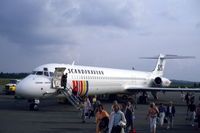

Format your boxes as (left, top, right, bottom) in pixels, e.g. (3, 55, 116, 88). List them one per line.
(52, 67, 81, 110)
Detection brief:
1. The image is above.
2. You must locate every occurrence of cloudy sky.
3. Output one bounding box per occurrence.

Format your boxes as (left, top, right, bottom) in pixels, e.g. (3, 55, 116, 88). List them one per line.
(0, 0, 199, 81)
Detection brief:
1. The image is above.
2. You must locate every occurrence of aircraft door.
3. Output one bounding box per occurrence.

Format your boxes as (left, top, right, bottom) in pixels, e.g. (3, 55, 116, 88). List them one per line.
(52, 67, 66, 88)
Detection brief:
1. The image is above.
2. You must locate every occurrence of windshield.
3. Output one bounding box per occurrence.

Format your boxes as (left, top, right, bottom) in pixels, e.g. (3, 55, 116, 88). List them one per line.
(32, 71, 53, 77)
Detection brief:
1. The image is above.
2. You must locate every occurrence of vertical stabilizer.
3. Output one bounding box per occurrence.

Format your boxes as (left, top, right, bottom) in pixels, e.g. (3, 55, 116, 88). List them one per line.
(152, 54, 166, 76)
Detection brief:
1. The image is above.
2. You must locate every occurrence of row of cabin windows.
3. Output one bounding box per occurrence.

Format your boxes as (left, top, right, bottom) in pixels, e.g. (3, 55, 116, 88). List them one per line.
(68, 69, 104, 75)
(70, 75, 146, 80)
(71, 75, 115, 80)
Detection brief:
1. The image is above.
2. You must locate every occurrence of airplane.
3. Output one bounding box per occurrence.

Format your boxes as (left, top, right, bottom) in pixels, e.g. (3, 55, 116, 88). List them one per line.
(15, 54, 199, 111)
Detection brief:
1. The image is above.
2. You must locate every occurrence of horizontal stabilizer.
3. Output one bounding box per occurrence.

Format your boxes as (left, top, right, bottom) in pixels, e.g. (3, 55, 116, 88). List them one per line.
(140, 54, 195, 59)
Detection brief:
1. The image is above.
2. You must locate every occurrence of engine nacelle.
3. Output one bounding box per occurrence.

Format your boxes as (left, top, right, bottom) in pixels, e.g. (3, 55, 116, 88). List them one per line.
(152, 77, 171, 87)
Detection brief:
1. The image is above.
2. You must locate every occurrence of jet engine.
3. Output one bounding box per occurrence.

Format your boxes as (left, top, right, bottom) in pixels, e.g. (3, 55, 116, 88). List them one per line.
(152, 77, 171, 87)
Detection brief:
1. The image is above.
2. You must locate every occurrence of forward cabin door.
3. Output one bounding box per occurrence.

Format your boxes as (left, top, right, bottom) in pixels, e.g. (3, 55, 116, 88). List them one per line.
(52, 67, 66, 88)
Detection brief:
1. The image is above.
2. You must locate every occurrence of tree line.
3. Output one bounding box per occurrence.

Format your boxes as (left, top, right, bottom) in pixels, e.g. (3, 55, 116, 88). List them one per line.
(0, 72, 29, 79)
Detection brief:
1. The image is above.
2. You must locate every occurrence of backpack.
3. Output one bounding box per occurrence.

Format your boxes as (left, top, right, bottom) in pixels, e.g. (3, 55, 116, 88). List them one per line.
(99, 117, 109, 130)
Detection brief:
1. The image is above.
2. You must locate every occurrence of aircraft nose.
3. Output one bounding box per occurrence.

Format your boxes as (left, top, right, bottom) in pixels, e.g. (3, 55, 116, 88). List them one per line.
(16, 76, 29, 97)
(15, 75, 36, 98)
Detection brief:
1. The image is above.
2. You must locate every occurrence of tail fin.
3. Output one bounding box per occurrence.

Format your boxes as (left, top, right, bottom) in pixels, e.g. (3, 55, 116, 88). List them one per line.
(153, 54, 166, 76)
(140, 54, 195, 77)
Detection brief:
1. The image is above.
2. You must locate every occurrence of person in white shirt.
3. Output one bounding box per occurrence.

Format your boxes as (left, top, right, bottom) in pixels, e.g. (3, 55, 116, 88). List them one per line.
(109, 104, 126, 133)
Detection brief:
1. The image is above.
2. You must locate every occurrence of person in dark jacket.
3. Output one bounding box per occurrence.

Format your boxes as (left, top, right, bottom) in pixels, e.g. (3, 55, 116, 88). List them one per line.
(166, 101, 175, 129)
(121, 102, 133, 133)
(61, 74, 67, 89)
(187, 102, 196, 126)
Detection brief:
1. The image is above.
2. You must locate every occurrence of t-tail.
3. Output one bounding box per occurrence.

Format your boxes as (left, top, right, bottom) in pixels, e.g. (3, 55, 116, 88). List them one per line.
(141, 54, 195, 77)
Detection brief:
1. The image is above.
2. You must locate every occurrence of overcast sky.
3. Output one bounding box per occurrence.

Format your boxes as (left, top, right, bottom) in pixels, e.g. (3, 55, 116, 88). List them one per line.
(0, 0, 199, 81)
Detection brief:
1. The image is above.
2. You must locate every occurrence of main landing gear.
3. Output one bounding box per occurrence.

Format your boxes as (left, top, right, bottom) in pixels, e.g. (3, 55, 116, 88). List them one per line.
(29, 99, 40, 111)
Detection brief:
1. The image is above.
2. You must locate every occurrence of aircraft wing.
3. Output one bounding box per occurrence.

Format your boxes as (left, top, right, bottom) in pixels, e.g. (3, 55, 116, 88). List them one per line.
(125, 87, 200, 93)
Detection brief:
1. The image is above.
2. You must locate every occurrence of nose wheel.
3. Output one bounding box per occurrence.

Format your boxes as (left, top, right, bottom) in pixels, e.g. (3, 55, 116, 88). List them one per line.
(29, 99, 40, 111)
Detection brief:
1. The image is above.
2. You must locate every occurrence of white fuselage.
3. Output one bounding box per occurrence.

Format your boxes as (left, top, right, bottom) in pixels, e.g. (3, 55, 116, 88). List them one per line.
(16, 63, 171, 99)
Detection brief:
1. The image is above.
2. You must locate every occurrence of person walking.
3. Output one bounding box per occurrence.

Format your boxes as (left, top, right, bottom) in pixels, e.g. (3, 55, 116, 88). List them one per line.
(196, 103, 200, 130)
(187, 102, 196, 127)
(127, 101, 135, 131)
(96, 104, 109, 133)
(185, 93, 190, 106)
(81, 97, 91, 123)
(166, 101, 175, 129)
(109, 104, 126, 133)
(111, 100, 118, 113)
(122, 102, 134, 133)
(158, 103, 166, 128)
(147, 102, 159, 133)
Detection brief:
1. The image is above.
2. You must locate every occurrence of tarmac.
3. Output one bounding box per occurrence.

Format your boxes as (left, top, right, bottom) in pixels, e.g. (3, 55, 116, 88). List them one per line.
(0, 84, 200, 133)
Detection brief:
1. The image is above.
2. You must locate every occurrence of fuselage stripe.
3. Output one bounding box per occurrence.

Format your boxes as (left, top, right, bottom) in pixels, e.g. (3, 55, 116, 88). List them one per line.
(84, 81, 89, 96)
(71, 80, 89, 96)
(80, 81, 83, 95)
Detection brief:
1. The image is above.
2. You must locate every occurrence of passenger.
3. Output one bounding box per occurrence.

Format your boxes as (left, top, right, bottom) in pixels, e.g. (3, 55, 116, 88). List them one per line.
(185, 93, 190, 105)
(190, 93, 195, 104)
(81, 97, 92, 123)
(109, 104, 126, 133)
(166, 101, 176, 129)
(147, 102, 159, 133)
(187, 102, 196, 127)
(131, 95, 137, 109)
(89, 96, 97, 118)
(196, 103, 200, 130)
(158, 103, 166, 128)
(180, 93, 185, 102)
(96, 104, 109, 133)
(127, 101, 135, 130)
(121, 102, 134, 133)
(111, 100, 118, 113)
(61, 74, 67, 89)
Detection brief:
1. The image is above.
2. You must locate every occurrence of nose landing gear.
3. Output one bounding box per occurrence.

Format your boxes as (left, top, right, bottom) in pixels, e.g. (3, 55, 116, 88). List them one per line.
(29, 99, 40, 111)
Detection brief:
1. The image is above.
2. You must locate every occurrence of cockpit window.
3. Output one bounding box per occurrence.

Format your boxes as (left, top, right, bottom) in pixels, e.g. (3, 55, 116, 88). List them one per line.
(32, 71, 53, 77)
(44, 71, 49, 76)
(36, 71, 43, 75)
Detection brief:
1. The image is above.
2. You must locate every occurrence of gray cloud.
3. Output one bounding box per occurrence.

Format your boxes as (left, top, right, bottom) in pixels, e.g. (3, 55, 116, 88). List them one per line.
(0, 0, 200, 81)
